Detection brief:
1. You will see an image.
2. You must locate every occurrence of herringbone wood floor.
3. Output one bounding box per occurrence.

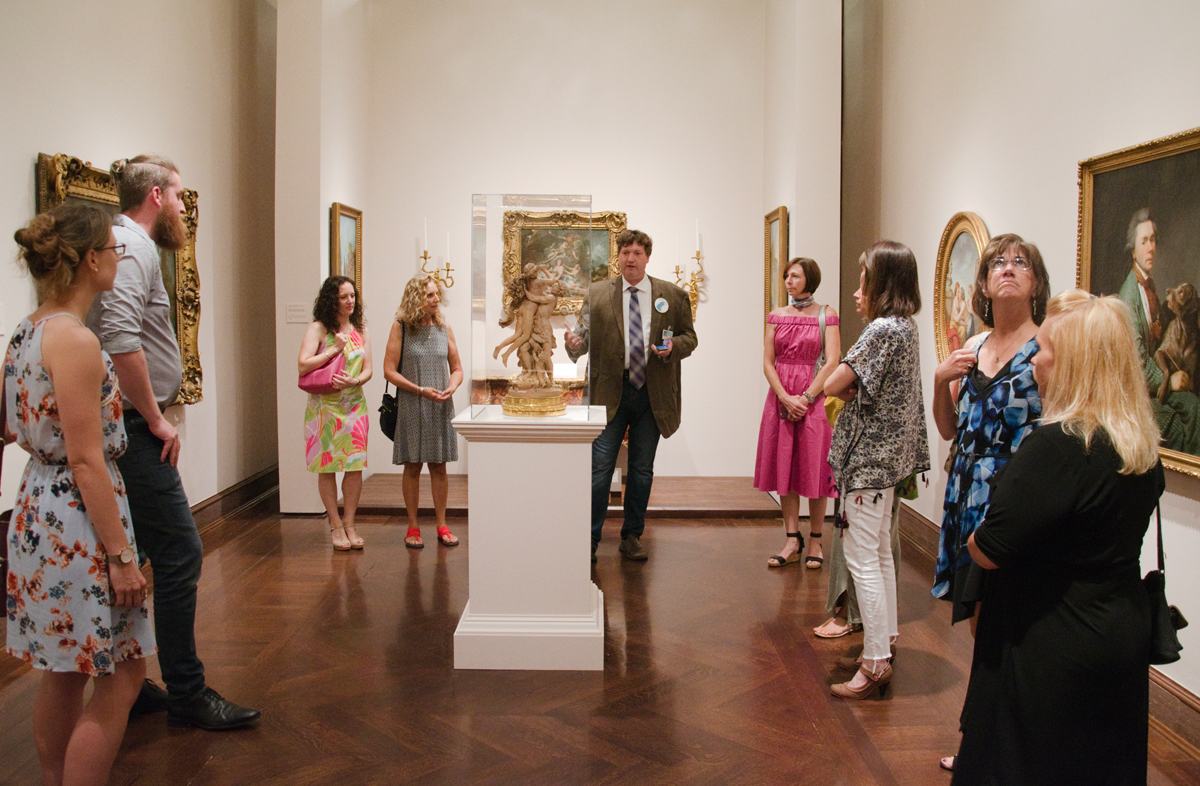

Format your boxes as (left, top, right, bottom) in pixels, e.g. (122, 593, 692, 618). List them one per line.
(3, 503, 1200, 785)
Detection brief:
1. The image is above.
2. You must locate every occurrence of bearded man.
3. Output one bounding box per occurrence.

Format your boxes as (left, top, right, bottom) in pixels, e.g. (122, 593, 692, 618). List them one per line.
(87, 155, 261, 730)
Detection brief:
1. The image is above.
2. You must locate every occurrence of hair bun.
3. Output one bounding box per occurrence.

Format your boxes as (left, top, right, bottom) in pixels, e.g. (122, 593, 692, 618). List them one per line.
(110, 158, 128, 180)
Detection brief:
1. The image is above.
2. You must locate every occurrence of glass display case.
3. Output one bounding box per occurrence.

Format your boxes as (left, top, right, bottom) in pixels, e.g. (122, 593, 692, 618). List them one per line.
(468, 194, 626, 419)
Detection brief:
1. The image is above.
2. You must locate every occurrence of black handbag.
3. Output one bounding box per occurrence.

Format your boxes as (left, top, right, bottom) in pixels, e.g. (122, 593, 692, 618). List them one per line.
(1145, 504, 1188, 665)
(378, 324, 404, 441)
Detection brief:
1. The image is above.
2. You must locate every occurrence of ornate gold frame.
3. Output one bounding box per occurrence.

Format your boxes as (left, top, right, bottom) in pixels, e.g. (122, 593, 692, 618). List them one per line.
(501, 210, 626, 316)
(1077, 125, 1200, 479)
(329, 202, 363, 293)
(36, 152, 202, 404)
(932, 211, 990, 363)
(764, 206, 788, 318)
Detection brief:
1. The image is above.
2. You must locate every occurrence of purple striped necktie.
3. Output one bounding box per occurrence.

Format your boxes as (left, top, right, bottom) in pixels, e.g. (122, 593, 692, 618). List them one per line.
(628, 286, 645, 389)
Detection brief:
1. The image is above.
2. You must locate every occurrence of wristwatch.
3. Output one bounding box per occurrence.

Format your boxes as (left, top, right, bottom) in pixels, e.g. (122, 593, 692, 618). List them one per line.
(107, 545, 136, 565)
(801, 391, 816, 404)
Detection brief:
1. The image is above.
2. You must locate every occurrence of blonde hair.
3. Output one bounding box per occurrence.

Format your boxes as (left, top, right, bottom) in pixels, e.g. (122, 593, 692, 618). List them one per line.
(1038, 289, 1160, 474)
(395, 274, 444, 328)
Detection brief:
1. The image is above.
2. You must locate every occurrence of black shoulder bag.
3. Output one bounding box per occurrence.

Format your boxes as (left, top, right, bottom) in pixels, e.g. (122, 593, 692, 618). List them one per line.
(378, 323, 404, 441)
(1145, 503, 1188, 665)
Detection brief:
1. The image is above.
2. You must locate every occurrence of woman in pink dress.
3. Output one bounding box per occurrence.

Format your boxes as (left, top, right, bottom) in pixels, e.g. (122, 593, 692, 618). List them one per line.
(754, 257, 840, 568)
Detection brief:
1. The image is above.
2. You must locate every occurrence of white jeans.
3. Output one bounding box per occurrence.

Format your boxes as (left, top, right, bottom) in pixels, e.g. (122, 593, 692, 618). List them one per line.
(842, 486, 898, 662)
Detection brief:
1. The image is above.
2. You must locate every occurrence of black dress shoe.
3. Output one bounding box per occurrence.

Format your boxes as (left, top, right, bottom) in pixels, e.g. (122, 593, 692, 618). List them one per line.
(129, 679, 170, 717)
(619, 535, 648, 561)
(167, 687, 262, 730)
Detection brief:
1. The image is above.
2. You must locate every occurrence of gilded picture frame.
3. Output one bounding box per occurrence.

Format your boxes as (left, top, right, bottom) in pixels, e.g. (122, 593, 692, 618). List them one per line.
(330, 202, 363, 293)
(501, 210, 626, 316)
(1078, 125, 1200, 479)
(764, 206, 789, 318)
(932, 211, 990, 363)
(35, 152, 203, 405)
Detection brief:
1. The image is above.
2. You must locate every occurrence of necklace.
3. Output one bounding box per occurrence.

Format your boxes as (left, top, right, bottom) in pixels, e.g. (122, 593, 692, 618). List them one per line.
(984, 323, 1035, 367)
(790, 295, 815, 309)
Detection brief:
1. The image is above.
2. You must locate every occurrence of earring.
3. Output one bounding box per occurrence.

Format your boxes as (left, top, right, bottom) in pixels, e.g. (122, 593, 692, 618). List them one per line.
(985, 299, 992, 324)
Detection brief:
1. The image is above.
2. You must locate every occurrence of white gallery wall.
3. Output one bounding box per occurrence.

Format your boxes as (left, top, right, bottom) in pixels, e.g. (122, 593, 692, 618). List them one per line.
(0, 0, 279, 503)
(274, 0, 844, 510)
(874, 0, 1200, 691)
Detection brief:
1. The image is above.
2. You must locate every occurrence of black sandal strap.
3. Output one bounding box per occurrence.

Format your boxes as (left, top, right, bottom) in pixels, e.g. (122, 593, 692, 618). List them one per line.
(809, 532, 822, 538)
(786, 531, 803, 539)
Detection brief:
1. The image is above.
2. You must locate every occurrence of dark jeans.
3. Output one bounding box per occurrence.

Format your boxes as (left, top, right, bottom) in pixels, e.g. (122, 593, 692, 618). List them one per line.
(591, 376, 661, 545)
(119, 412, 206, 703)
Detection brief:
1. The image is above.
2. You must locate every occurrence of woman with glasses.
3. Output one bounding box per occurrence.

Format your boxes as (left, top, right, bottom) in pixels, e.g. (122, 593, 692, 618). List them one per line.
(6, 205, 155, 784)
(930, 234, 1049, 771)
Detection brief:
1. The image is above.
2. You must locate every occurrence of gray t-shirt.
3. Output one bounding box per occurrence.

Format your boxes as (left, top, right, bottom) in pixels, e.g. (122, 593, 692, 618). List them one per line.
(86, 214, 183, 411)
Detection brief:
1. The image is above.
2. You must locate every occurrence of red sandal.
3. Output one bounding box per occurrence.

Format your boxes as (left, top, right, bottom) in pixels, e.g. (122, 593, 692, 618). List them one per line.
(405, 526, 424, 549)
(436, 525, 459, 546)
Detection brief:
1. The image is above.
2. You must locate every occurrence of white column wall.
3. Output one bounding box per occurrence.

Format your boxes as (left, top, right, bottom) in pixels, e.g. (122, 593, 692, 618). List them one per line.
(0, 0, 278, 504)
(876, 0, 1200, 692)
(763, 0, 842, 517)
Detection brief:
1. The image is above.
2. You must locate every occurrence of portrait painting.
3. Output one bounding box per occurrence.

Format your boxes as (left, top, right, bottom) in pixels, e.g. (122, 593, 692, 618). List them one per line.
(330, 202, 362, 293)
(1078, 126, 1200, 477)
(764, 206, 788, 318)
(36, 152, 203, 404)
(501, 210, 626, 315)
(933, 212, 990, 362)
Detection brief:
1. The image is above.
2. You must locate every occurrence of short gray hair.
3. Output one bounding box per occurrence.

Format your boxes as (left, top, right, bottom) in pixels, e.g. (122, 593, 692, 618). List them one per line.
(1125, 208, 1154, 253)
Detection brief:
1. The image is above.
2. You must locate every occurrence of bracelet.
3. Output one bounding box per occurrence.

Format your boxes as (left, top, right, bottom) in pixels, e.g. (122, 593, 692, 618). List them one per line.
(802, 391, 816, 403)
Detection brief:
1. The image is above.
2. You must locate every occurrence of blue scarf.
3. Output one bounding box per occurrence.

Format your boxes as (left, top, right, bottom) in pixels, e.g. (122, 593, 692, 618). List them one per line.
(789, 295, 814, 309)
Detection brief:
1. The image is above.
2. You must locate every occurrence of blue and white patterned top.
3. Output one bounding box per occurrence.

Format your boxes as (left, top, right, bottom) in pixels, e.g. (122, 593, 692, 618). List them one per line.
(932, 334, 1041, 613)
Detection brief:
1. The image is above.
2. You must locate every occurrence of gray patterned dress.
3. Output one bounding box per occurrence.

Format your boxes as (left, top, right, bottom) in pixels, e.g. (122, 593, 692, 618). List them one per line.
(392, 323, 458, 464)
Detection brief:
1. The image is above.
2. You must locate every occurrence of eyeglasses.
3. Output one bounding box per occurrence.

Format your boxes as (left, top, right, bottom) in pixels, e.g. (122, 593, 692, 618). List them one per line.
(96, 243, 127, 257)
(988, 256, 1030, 272)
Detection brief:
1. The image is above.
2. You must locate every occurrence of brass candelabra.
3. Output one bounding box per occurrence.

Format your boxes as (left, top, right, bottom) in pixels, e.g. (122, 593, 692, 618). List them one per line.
(674, 251, 704, 321)
(420, 250, 455, 290)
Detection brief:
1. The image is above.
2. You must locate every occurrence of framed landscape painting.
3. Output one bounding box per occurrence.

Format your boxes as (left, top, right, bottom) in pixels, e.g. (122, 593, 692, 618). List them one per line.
(764, 206, 788, 318)
(1078, 126, 1200, 478)
(36, 152, 203, 404)
(330, 202, 362, 293)
(501, 210, 626, 315)
(932, 211, 990, 363)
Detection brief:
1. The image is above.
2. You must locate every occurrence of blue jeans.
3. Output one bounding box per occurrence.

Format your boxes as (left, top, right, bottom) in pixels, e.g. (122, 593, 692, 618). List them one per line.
(591, 376, 661, 546)
(118, 412, 206, 703)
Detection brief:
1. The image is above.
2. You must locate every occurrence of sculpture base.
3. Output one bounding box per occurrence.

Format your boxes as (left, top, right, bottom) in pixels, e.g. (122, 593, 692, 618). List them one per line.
(502, 388, 566, 418)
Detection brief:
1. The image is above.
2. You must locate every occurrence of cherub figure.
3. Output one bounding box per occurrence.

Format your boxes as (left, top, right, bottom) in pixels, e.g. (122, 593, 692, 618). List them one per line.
(493, 263, 567, 389)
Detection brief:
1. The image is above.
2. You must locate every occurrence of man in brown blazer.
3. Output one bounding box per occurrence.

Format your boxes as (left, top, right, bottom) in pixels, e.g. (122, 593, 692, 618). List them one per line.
(565, 229, 698, 561)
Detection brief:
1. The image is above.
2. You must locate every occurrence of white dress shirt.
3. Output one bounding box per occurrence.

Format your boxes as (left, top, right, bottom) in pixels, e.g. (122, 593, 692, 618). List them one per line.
(622, 275, 653, 370)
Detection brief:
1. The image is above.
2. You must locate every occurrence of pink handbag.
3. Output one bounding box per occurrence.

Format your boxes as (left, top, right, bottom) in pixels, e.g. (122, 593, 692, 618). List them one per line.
(298, 351, 346, 395)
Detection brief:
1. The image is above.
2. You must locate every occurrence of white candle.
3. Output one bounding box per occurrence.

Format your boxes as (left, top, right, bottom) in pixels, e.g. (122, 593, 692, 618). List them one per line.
(424, 218, 428, 252)
(676, 235, 681, 271)
(695, 219, 700, 253)
(446, 230, 451, 264)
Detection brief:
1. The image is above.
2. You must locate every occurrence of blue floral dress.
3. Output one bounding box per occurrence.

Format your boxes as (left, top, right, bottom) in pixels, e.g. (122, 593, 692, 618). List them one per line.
(932, 335, 1040, 623)
(5, 315, 155, 674)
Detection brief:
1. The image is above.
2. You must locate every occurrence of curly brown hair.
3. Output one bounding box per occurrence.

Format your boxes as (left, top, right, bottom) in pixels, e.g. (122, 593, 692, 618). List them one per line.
(395, 275, 444, 328)
(14, 204, 112, 301)
(312, 276, 364, 334)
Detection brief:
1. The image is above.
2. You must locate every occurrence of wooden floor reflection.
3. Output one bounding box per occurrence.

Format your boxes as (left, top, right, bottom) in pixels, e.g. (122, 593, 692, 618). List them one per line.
(2, 504, 1199, 785)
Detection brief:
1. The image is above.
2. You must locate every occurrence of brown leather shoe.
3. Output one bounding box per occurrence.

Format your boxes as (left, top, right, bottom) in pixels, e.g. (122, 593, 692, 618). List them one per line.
(619, 535, 648, 561)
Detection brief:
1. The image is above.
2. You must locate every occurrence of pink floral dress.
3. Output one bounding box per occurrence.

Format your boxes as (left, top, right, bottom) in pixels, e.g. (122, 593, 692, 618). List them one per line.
(5, 315, 155, 674)
(304, 327, 368, 472)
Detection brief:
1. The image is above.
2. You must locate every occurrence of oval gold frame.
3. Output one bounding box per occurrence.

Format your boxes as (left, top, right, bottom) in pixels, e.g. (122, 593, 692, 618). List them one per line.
(932, 211, 990, 363)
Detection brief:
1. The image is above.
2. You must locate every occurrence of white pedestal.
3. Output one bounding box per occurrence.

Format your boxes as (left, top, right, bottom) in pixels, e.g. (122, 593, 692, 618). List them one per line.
(452, 405, 607, 670)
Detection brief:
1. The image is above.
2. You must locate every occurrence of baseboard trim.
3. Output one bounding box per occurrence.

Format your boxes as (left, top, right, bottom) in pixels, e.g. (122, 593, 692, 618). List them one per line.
(191, 465, 279, 538)
(899, 501, 1200, 760)
(896, 501, 939, 561)
(1150, 668, 1200, 756)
